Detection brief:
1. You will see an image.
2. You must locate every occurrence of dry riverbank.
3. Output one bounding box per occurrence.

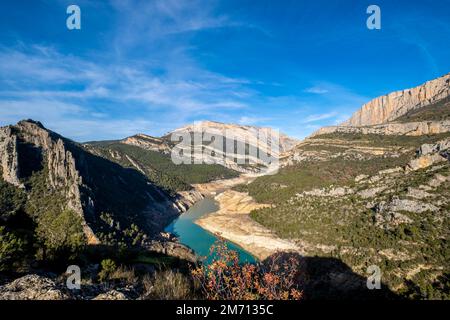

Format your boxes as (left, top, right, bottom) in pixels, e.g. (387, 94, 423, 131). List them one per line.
(195, 190, 300, 260)
(192, 174, 258, 196)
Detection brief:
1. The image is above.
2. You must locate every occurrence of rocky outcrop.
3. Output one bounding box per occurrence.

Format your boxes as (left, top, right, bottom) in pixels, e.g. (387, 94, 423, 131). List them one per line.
(0, 120, 204, 250)
(92, 290, 128, 300)
(407, 137, 450, 171)
(0, 127, 23, 188)
(374, 197, 439, 214)
(312, 120, 450, 137)
(297, 186, 355, 198)
(0, 275, 70, 300)
(418, 138, 450, 156)
(169, 121, 298, 173)
(145, 239, 197, 263)
(175, 190, 204, 212)
(342, 73, 450, 126)
(122, 134, 171, 154)
(11, 120, 99, 244)
(0, 274, 138, 300)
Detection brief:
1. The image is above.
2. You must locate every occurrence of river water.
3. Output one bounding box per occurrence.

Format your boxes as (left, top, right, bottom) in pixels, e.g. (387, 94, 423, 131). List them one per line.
(165, 198, 256, 264)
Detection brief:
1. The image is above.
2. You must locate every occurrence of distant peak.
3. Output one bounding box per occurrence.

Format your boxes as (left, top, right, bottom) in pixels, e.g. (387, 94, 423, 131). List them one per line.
(17, 119, 45, 128)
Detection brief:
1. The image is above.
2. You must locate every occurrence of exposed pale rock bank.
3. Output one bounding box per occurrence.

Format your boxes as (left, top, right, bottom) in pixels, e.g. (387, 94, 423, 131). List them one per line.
(195, 190, 300, 260)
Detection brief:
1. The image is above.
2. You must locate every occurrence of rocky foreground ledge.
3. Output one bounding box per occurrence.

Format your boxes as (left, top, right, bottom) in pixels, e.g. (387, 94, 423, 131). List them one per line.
(0, 274, 132, 300)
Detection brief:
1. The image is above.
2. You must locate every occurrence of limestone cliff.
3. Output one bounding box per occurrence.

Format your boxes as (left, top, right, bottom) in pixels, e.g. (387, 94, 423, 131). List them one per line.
(168, 120, 299, 173)
(0, 120, 195, 246)
(311, 120, 450, 137)
(342, 73, 450, 126)
(0, 127, 23, 188)
(121, 134, 171, 154)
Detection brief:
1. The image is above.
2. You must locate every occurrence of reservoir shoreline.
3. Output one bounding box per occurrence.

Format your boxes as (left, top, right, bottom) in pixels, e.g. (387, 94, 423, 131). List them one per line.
(195, 190, 300, 260)
(189, 174, 300, 261)
(165, 195, 257, 264)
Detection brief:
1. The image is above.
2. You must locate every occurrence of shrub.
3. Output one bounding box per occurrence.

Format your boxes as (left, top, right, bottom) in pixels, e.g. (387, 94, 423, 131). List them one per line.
(0, 226, 24, 271)
(35, 209, 86, 259)
(98, 259, 117, 282)
(191, 239, 302, 300)
(0, 180, 26, 219)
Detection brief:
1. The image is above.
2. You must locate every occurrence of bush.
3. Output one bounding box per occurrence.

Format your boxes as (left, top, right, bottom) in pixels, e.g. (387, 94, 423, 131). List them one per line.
(191, 239, 302, 300)
(0, 226, 24, 271)
(0, 180, 26, 219)
(35, 209, 86, 259)
(98, 259, 117, 282)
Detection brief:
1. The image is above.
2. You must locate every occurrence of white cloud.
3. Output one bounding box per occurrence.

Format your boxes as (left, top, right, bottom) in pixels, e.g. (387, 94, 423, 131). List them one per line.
(304, 86, 329, 94)
(0, 38, 264, 144)
(0, 98, 156, 142)
(238, 116, 270, 125)
(302, 112, 338, 123)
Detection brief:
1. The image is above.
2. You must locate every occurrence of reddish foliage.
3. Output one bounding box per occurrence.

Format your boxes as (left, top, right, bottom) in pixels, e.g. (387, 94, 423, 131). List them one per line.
(191, 239, 302, 300)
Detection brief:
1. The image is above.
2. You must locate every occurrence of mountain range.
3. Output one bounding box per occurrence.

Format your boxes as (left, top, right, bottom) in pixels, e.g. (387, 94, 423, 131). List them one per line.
(0, 72, 449, 300)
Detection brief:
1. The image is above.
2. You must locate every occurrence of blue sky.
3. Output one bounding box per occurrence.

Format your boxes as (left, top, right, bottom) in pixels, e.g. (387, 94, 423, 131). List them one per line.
(0, 0, 449, 141)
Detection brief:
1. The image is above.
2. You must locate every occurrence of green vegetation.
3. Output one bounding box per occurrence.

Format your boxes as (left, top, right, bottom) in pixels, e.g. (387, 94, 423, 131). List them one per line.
(35, 209, 85, 258)
(98, 258, 118, 282)
(249, 163, 450, 299)
(0, 226, 24, 271)
(236, 155, 411, 204)
(89, 143, 239, 194)
(311, 131, 450, 148)
(0, 178, 26, 218)
(23, 169, 86, 260)
(241, 131, 450, 299)
(0, 176, 33, 272)
(394, 97, 450, 123)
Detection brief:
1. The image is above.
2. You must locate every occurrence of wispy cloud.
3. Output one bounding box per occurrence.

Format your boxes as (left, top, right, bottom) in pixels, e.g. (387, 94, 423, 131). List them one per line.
(238, 116, 271, 126)
(0, 98, 157, 142)
(302, 112, 338, 123)
(0, 1, 386, 142)
(0, 42, 254, 140)
(304, 86, 329, 94)
(110, 0, 235, 55)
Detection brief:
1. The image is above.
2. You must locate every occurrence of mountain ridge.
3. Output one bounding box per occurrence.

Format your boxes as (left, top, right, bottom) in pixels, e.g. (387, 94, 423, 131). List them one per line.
(342, 72, 450, 127)
(0, 120, 199, 248)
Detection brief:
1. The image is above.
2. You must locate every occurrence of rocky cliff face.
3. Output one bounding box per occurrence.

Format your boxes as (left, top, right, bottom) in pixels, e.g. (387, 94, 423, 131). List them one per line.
(0, 120, 195, 247)
(121, 134, 171, 154)
(311, 120, 450, 137)
(0, 127, 23, 188)
(342, 73, 450, 126)
(168, 121, 299, 173)
(169, 120, 298, 153)
(1, 120, 99, 244)
(309, 73, 450, 139)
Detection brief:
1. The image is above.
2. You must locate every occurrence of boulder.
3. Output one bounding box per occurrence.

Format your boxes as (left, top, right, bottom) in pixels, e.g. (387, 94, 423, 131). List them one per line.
(92, 290, 128, 300)
(0, 275, 70, 300)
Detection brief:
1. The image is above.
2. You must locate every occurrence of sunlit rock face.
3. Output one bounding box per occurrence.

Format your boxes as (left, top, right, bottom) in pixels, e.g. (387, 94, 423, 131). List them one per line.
(342, 73, 450, 127)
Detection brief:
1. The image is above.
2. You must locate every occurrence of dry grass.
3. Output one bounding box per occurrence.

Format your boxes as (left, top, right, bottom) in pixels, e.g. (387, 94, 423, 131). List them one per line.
(142, 270, 194, 300)
(110, 266, 138, 285)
